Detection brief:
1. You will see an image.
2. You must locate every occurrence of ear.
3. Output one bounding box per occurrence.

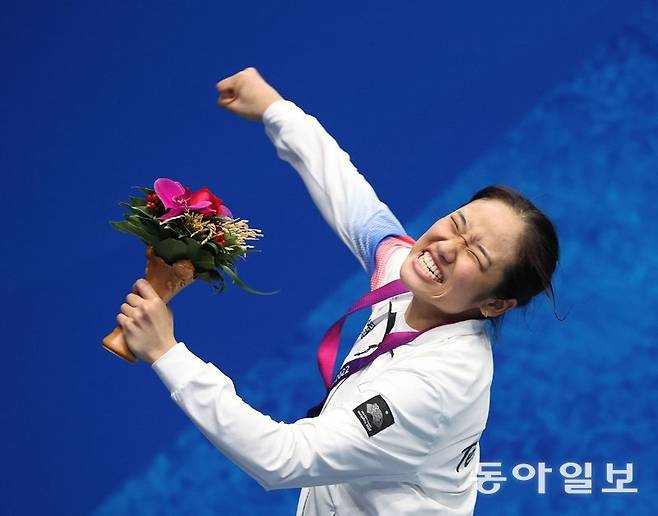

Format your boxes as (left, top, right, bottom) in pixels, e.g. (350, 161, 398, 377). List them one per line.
(480, 298, 517, 318)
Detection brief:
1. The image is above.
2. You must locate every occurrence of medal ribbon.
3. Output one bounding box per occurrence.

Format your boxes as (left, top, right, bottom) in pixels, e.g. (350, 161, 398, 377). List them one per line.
(306, 279, 449, 417)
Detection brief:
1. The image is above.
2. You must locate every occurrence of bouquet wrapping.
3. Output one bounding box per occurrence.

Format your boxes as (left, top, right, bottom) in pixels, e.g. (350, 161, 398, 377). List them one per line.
(103, 177, 269, 363)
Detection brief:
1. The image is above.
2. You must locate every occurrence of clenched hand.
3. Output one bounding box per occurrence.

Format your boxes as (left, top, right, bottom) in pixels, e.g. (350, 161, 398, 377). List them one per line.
(216, 67, 284, 121)
(116, 279, 178, 365)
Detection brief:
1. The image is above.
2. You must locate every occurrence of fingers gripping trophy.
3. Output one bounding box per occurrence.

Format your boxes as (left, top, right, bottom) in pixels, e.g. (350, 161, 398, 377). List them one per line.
(103, 67, 281, 364)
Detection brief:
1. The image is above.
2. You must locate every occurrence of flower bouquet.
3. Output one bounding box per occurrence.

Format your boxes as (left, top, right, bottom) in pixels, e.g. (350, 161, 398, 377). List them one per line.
(103, 177, 271, 363)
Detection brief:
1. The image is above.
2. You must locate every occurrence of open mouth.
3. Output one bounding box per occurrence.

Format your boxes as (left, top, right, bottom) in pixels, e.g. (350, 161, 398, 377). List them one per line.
(414, 251, 444, 283)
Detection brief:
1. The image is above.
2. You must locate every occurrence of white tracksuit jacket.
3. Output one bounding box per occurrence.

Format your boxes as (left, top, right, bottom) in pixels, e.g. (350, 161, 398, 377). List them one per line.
(152, 100, 493, 515)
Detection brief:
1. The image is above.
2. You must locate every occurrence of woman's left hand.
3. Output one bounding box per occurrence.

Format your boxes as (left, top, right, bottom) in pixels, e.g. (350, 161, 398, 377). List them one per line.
(117, 278, 178, 365)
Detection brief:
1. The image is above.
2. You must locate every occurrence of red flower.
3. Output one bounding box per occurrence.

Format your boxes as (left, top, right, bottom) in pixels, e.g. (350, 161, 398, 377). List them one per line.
(189, 187, 232, 219)
(213, 230, 225, 246)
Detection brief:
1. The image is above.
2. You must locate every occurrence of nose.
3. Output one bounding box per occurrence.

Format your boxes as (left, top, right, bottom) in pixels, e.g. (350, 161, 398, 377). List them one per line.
(436, 236, 463, 264)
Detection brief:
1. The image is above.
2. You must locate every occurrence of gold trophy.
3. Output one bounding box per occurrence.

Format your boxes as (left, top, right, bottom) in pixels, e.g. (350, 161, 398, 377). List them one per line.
(102, 246, 195, 363)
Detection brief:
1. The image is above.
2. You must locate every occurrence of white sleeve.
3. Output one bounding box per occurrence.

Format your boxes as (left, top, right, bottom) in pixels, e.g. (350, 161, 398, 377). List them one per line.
(152, 342, 443, 490)
(262, 100, 407, 275)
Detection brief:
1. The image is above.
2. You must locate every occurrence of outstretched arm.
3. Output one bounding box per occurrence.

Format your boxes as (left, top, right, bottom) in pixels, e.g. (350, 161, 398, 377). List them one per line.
(117, 281, 439, 489)
(216, 67, 407, 274)
(152, 342, 442, 490)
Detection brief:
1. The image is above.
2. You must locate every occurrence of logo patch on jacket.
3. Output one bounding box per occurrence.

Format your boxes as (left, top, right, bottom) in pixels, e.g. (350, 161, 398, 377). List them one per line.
(353, 395, 395, 437)
(456, 441, 479, 472)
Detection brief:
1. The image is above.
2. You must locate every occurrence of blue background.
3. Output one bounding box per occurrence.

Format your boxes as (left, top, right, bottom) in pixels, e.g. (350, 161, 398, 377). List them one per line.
(2, 1, 656, 514)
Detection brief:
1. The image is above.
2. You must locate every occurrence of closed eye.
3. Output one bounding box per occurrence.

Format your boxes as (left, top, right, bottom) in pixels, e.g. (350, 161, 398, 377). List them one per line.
(466, 248, 482, 266)
(451, 216, 483, 268)
(450, 216, 460, 232)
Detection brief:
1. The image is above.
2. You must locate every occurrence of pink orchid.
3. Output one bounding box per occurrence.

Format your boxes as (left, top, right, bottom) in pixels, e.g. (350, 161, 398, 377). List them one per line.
(154, 178, 212, 221)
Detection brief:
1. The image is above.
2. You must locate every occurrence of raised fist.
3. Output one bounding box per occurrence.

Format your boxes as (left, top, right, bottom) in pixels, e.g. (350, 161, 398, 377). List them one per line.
(215, 67, 284, 122)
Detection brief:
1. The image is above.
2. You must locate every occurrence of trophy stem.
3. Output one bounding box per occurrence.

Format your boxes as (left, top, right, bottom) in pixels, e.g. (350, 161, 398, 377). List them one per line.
(102, 246, 196, 364)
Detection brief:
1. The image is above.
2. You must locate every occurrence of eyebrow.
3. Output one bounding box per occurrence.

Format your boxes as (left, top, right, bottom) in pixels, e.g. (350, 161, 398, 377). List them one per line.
(456, 210, 493, 268)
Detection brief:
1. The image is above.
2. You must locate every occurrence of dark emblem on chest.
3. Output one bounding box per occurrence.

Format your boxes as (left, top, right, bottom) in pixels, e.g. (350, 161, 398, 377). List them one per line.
(353, 395, 395, 437)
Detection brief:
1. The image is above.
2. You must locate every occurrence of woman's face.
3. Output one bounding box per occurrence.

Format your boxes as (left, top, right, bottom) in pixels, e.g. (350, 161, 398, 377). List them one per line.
(399, 199, 526, 321)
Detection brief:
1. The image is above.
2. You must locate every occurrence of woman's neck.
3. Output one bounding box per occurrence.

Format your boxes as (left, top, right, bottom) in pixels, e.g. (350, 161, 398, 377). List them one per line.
(404, 295, 479, 331)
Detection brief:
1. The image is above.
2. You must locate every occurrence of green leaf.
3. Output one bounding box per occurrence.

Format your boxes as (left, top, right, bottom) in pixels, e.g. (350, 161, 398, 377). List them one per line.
(126, 215, 160, 238)
(111, 215, 159, 245)
(224, 233, 237, 247)
(213, 253, 223, 267)
(183, 237, 201, 260)
(110, 220, 137, 235)
(131, 186, 155, 196)
(144, 218, 166, 235)
(153, 238, 188, 264)
(219, 264, 279, 296)
(129, 195, 147, 206)
(196, 270, 226, 294)
(119, 202, 157, 219)
(207, 269, 224, 282)
(204, 241, 222, 255)
(130, 205, 156, 217)
(193, 248, 215, 271)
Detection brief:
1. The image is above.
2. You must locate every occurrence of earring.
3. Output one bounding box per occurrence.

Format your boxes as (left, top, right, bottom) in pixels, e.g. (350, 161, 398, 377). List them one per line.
(481, 310, 488, 318)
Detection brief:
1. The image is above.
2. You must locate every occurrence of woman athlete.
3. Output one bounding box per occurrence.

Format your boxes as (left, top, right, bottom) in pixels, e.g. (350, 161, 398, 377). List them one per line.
(117, 67, 559, 515)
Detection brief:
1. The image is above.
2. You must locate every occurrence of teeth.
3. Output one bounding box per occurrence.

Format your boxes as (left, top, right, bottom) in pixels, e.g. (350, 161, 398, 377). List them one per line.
(420, 251, 443, 282)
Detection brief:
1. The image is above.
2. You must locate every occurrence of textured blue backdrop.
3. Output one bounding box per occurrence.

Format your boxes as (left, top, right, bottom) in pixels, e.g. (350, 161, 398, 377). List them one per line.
(2, 1, 656, 515)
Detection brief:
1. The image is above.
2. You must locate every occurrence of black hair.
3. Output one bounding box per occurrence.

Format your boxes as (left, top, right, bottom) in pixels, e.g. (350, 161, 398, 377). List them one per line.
(469, 185, 562, 341)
